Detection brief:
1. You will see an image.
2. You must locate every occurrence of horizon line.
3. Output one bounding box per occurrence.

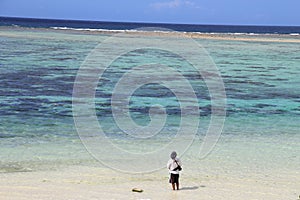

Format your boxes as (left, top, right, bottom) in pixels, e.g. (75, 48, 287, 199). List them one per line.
(1, 15, 300, 28)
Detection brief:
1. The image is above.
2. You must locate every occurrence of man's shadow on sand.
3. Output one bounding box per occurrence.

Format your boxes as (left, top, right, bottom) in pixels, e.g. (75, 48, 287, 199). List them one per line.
(180, 185, 205, 191)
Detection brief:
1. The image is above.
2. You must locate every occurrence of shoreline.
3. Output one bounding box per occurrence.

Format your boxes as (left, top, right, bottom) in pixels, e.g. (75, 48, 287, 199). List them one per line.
(0, 133, 299, 199)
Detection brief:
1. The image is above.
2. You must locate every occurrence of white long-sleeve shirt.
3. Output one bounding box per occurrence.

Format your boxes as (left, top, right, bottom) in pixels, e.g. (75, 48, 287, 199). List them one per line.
(167, 158, 182, 174)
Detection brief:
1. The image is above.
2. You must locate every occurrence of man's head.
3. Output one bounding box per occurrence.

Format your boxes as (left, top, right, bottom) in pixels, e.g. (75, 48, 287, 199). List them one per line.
(170, 151, 177, 159)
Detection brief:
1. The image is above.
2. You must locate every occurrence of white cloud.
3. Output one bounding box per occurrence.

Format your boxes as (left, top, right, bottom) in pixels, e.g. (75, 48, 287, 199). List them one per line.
(150, 0, 197, 10)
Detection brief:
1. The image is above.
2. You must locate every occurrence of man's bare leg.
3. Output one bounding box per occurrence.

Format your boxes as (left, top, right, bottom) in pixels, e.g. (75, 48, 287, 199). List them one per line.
(172, 183, 176, 190)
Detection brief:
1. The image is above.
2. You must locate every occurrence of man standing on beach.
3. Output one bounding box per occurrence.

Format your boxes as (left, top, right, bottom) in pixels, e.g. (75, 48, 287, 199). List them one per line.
(167, 151, 182, 190)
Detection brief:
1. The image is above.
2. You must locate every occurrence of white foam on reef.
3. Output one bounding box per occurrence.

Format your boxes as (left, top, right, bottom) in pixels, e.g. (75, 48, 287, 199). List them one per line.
(50, 26, 185, 35)
(51, 26, 127, 33)
(50, 26, 293, 37)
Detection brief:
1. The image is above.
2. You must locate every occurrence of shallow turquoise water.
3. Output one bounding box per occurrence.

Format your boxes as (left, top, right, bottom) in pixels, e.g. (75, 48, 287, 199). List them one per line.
(0, 28, 299, 173)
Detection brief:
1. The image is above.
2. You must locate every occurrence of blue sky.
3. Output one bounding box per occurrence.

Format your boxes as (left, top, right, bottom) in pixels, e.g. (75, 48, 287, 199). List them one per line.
(1, 0, 299, 26)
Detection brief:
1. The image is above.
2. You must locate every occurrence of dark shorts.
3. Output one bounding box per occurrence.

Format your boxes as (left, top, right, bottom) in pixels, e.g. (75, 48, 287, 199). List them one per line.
(169, 173, 179, 184)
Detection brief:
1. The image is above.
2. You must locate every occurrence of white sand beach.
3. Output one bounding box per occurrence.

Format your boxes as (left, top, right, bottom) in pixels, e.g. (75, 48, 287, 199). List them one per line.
(1, 164, 298, 200)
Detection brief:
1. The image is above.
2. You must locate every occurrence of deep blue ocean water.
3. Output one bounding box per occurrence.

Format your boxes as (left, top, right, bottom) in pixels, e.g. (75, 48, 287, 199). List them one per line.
(1, 16, 300, 34)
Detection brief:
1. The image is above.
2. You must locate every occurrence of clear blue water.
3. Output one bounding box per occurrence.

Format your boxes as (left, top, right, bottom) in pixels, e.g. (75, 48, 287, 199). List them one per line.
(0, 18, 299, 173)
